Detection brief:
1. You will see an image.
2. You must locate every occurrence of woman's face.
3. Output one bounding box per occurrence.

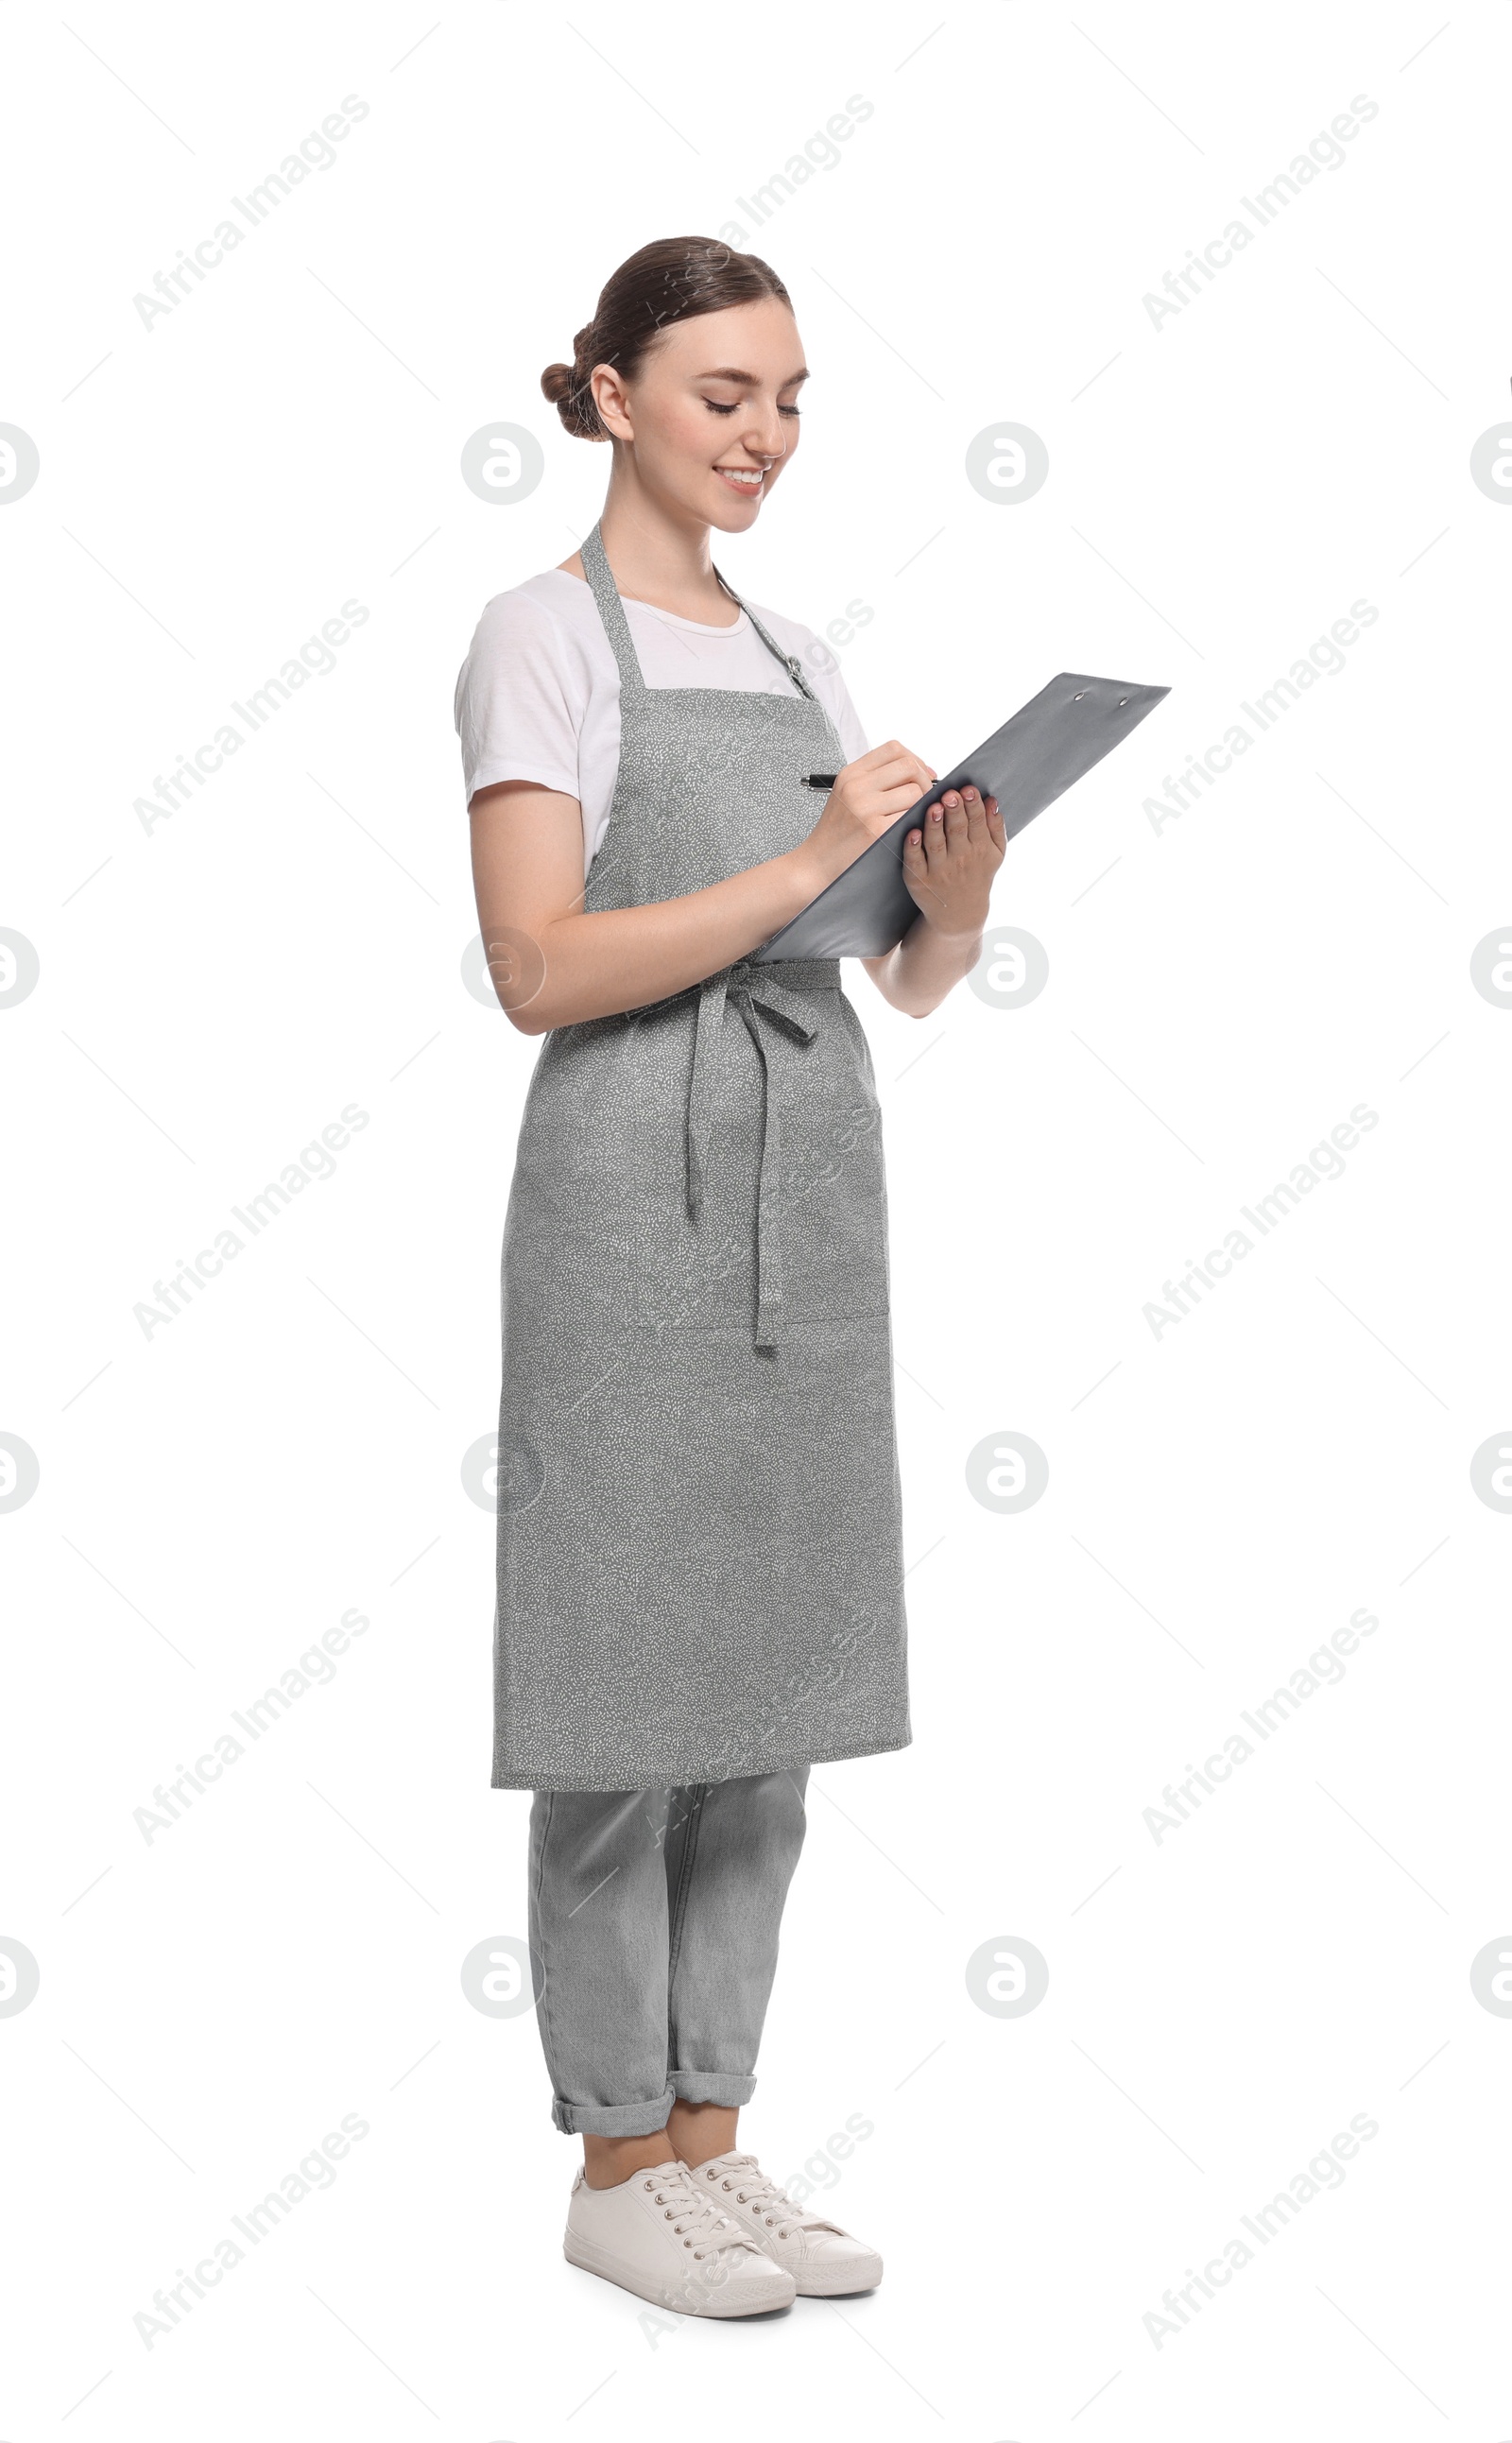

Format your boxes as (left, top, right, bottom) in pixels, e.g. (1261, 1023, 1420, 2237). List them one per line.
(591, 297, 807, 530)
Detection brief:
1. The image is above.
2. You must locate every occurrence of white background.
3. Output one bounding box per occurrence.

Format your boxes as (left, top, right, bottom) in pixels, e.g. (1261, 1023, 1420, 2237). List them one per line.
(4, 1, 1510, 2434)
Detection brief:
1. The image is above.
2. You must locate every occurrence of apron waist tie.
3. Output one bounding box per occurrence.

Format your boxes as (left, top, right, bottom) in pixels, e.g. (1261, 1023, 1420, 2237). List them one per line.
(684, 956, 841, 1350)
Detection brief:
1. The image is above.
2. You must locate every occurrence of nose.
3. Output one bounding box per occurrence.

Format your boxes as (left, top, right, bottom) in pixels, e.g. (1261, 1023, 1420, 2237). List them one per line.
(739, 404, 788, 462)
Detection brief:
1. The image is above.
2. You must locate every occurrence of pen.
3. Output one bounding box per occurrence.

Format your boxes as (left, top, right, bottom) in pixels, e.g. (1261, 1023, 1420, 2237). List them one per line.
(802, 773, 838, 789)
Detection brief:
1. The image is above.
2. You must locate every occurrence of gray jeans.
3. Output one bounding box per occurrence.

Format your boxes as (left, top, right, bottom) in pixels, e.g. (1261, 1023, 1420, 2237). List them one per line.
(527, 1769, 809, 2136)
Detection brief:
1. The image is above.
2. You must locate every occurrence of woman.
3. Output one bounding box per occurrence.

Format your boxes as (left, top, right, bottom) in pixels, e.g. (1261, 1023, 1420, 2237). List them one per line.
(456, 236, 1005, 2317)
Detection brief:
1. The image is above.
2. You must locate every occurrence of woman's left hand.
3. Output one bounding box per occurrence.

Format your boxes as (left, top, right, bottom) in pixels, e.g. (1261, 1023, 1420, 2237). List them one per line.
(902, 785, 1006, 937)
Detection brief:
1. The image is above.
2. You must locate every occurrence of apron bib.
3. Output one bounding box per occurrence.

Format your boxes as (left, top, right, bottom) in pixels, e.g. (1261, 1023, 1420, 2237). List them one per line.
(491, 518, 912, 1789)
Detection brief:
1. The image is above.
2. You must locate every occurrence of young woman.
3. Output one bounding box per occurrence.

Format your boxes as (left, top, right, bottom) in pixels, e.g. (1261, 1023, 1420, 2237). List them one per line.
(456, 236, 1005, 2318)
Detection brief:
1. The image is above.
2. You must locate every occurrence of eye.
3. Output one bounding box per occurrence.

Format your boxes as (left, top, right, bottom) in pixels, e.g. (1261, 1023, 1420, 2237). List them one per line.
(701, 399, 802, 418)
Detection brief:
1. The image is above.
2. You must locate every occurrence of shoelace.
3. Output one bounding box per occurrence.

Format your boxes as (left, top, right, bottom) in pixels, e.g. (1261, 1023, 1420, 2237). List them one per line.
(696, 2152, 844, 2239)
(641, 2167, 756, 2261)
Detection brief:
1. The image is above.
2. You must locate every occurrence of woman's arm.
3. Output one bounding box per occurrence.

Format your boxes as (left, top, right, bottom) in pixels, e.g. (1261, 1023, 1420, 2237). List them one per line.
(860, 784, 1006, 1020)
(470, 741, 936, 1034)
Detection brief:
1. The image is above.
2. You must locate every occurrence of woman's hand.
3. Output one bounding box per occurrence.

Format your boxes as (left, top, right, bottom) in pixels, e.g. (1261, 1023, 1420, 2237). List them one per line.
(859, 783, 1008, 1019)
(798, 741, 937, 893)
(901, 784, 1005, 938)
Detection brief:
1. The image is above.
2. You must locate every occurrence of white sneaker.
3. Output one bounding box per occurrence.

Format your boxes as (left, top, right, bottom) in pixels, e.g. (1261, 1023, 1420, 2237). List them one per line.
(563, 2158, 797, 2317)
(681, 2151, 884, 2296)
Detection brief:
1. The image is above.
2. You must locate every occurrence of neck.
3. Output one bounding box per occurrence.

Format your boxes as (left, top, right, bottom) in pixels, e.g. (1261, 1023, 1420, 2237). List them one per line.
(595, 466, 730, 616)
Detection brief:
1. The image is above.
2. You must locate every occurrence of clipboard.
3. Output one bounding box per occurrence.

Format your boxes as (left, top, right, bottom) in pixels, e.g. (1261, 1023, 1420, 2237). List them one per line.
(752, 671, 1170, 963)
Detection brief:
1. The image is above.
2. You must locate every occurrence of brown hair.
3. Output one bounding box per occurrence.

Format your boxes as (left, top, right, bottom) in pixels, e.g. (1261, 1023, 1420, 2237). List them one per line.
(540, 236, 792, 442)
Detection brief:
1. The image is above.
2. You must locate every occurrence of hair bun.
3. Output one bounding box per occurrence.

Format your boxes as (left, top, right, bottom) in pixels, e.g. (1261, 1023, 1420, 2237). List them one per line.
(541, 354, 603, 439)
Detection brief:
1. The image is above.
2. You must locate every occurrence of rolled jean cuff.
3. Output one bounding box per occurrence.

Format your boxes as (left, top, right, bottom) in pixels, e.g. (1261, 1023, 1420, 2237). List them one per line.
(669, 2070, 758, 2107)
(551, 2085, 676, 2137)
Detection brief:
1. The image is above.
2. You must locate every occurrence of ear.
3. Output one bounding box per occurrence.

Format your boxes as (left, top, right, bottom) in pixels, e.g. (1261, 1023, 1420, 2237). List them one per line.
(590, 362, 634, 442)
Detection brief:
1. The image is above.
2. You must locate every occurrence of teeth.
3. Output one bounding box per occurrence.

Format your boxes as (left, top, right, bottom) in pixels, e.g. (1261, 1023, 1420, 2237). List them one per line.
(718, 469, 762, 485)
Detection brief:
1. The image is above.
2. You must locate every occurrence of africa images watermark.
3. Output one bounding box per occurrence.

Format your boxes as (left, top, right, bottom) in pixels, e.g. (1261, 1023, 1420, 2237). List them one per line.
(1141, 1604, 1381, 1845)
(1143, 597, 1379, 839)
(1142, 95, 1379, 330)
(131, 598, 370, 835)
(132, 2112, 370, 2348)
(1142, 1101, 1380, 1339)
(716, 95, 875, 244)
(131, 1605, 370, 1843)
(697, 1602, 882, 1786)
(133, 1103, 369, 1338)
(132, 96, 370, 330)
(641, 2109, 877, 2348)
(1142, 2112, 1380, 2348)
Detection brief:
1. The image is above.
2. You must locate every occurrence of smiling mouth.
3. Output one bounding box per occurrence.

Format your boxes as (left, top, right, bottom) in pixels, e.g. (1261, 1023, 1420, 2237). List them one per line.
(714, 467, 765, 489)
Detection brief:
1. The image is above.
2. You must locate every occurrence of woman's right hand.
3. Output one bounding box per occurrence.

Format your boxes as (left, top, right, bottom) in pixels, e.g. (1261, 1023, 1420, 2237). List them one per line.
(799, 741, 937, 891)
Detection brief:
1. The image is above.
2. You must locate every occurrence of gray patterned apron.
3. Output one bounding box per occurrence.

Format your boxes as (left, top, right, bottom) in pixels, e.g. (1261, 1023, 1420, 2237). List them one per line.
(491, 517, 911, 1791)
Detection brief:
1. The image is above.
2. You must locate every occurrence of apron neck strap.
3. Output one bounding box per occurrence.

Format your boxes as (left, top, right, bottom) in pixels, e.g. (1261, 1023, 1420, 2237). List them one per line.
(579, 519, 646, 697)
(578, 518, 820, 704)
(711, 564, 820, 700)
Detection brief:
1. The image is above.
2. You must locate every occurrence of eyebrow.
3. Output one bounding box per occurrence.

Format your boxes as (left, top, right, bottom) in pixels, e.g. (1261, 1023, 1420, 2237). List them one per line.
(696, 365, 809, 386)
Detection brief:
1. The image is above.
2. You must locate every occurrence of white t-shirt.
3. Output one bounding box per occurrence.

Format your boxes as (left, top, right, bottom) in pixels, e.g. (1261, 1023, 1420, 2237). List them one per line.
(455, 568, 870, 879)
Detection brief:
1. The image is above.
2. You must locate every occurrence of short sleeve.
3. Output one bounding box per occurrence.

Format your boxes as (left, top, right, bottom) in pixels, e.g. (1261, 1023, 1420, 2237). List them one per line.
(827, 668, 870, 765)
(455, 589, 586, 808)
